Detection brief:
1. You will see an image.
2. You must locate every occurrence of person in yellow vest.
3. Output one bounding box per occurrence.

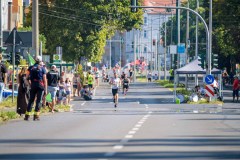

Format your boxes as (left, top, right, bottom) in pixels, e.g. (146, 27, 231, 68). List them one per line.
(87, 71, 94, 92)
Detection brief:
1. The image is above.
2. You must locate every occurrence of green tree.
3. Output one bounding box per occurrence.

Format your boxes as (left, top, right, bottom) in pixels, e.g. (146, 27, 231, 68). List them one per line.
(25, 0, 143, 63)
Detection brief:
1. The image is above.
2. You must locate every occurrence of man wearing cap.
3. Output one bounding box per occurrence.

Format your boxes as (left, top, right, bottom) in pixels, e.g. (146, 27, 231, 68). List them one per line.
(232, 75, 239, 102)
(24, 56, 47, 121)
(47, 65, 60, 112)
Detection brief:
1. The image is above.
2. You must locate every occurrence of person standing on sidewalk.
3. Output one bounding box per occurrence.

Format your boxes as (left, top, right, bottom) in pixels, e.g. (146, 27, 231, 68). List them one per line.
(17, 67, 30, 115)
(0, 54, 7, 103)
(47, 65, 60, 113)
(232, 76, 239, 102)
(24, 56, 47, 121)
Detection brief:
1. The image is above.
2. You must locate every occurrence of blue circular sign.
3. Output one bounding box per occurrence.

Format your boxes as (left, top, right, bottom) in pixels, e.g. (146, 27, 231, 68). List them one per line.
(205, 75, 214, 84)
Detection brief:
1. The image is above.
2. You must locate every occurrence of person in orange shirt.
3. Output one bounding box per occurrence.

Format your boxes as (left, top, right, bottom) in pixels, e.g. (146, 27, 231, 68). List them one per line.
(232, 76, 239, 102)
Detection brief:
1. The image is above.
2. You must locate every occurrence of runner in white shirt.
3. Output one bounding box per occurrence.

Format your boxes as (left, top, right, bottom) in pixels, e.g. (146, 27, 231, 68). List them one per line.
(109, 73, 121, 108)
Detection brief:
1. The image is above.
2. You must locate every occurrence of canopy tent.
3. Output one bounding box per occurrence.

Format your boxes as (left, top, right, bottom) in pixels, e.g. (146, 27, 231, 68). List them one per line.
(173, 59, 223, 103)
(175, 59, 221, 74)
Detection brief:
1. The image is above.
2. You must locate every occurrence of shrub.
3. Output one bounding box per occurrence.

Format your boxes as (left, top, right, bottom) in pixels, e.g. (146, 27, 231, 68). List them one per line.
(164, 83, 174, 88)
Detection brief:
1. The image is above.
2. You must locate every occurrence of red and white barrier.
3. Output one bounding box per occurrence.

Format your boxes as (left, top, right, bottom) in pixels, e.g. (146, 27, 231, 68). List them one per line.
(205, 85, 214, 97)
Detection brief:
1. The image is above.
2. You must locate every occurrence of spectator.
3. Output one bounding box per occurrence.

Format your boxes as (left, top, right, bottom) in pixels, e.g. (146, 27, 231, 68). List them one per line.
(24, 56, 47, 121)
(16, 67, 30, 115)
(65, 78, 72, 105)
(47, 65, 60, 113)
(153, 74, 158, 81)
(232, 76, 239, 102)
(72, 73, 80, 97)
(57, 77, 66, 105)
(147, 72, 152, 82)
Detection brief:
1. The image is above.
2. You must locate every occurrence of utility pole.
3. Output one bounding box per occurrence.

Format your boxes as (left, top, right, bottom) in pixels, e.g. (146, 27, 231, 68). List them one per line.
(195, 0, 199, 85)
(133, 29, 136, 82)
(12, 29, 16, 103)
(32, 0, 39, 56)
(0, 0, 2, 47)
(150, 19, 153, 72)
(177, 0, 181, 69)
(164, 14, 167, 80)
(185, 1, 189, 87)
(208, 0, 212, 75)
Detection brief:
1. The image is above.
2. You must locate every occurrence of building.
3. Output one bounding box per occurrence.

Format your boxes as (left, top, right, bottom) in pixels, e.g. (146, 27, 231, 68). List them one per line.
(125, 0, 176, 71)
(1, 0, 25, 31)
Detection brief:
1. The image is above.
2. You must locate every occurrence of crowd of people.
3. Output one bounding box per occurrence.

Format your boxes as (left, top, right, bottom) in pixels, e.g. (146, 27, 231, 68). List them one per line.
(12, 56, 94, 121)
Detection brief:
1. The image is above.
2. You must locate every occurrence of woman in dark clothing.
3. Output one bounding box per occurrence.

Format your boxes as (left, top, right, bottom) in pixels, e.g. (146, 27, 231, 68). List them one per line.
(16, 67, 30, 115)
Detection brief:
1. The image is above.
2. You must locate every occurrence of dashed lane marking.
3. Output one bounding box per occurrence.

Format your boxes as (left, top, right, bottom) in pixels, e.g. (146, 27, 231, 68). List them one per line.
(113, 145, 124, 150)
(81, 101, 86, 106)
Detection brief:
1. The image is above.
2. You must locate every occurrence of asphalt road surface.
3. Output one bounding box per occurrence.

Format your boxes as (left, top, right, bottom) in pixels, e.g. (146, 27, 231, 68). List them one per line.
(0, 82, 240, 160)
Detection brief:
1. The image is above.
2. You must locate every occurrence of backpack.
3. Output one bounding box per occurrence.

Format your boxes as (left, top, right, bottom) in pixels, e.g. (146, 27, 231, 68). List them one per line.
(30, 65, 44, 89)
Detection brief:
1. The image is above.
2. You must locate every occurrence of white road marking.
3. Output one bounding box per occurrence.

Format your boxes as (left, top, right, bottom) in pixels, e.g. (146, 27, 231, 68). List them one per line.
(125, 135, 133, 138)
(145, 104, 148, 107)
(138, 121, 144, 124)
(81, 101, 86, 106)
(113, 145, 123, 150)
(135, 124, 142, 127)
(128, 131, 136, 134)
(132, 128, 139, 131)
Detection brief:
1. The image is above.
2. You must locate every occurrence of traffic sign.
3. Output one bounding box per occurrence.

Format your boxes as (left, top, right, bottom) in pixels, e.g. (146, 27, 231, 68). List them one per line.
(177, 43, 185, 54)
(53, 54, 61, 63)
(205, 85, 214, 97)
(205, 75, 214, 84)
(5, 28, 23, 45)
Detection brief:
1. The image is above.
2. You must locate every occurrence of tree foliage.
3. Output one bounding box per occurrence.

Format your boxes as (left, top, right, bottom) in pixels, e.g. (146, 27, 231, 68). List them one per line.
(25, 0, 143, 63)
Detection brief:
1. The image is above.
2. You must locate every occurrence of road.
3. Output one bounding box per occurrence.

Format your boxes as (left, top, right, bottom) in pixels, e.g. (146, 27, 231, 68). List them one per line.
(0, 82, 240, 159)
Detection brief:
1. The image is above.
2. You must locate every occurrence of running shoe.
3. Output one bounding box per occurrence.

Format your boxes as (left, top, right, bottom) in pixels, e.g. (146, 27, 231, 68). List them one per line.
(114, 104, 117, 108)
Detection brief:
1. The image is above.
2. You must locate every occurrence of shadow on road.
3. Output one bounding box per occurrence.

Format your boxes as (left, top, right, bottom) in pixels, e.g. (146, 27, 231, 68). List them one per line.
(0, 137, 240, 159)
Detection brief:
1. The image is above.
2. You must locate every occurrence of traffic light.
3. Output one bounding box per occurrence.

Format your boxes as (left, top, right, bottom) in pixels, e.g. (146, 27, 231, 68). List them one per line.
(15, 52, 21, 65)
(198, 54, 205, 69)
(212, 54, 218, 68)
(130, 0, 137, 13)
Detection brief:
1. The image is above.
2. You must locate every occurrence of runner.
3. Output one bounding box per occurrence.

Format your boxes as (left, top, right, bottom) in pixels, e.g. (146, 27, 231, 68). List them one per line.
(109, 73, 121, 108)
(122, 74, 130, 95)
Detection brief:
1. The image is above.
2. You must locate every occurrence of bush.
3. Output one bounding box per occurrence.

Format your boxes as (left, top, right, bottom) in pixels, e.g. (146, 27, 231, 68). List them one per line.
(177, 89, 191, 96)
(163, 83, 174, 88)
(158, 80, 171, 86)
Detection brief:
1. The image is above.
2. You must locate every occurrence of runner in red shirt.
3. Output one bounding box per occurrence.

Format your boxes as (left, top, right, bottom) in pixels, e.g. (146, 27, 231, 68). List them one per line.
(232, 76, 239, 102)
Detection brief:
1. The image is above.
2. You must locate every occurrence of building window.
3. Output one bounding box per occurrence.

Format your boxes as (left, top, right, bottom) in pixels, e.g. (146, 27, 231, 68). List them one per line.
(144, 46, 147, 53)
(144, 30, 147, 38)
(144, 17, 147, 25)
